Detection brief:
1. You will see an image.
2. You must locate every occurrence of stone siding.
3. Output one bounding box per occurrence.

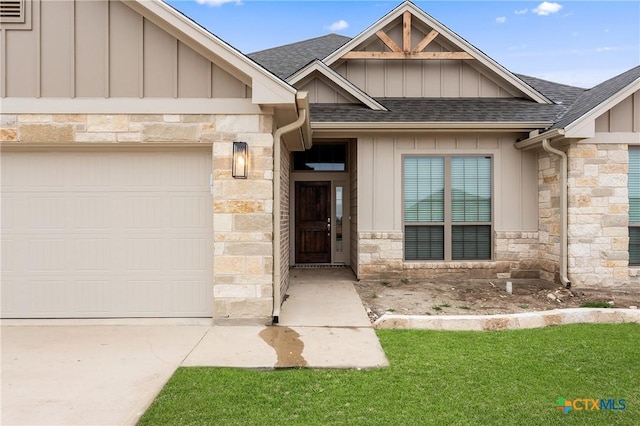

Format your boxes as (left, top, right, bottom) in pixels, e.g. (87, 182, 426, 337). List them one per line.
(538, 151, 562, 282)
(357, 231, 540, 281)
(494, 231, 541, 279)
(1, 113, 276, 323)
(568, 143, 630, 287)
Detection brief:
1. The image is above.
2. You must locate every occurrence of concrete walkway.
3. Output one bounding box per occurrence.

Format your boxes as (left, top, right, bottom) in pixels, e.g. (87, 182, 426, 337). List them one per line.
(184, 267, 389, 369)
(1, 267, 388, 425)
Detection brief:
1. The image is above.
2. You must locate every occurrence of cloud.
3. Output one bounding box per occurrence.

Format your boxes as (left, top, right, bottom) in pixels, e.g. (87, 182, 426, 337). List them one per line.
(195, 0, 242, 6)
(327, 20, 349, 32)
(515, 9, 528, 15)
(496, 16, 507, 24)
(532, 2, 563, 16)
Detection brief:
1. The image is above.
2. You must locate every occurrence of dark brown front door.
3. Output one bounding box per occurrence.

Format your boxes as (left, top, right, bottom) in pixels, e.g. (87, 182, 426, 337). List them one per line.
(295, 181, 331, 263)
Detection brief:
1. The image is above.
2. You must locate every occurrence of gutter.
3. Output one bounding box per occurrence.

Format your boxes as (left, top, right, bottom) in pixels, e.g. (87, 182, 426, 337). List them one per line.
(515, 135, 571, 288)
(514, 128, 565, 150)
(272, 95, 309, 324)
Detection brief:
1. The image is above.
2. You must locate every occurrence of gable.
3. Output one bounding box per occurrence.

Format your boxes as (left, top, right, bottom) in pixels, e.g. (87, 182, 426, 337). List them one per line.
(595, 90, 640, 133)
(1, 0, 249, 99)
(298, 75, 358, 104)
(324, 2, 550, 103)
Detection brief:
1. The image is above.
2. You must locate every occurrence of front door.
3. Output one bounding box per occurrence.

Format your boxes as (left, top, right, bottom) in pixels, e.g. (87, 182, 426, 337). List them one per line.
(295, 181, 331, 263)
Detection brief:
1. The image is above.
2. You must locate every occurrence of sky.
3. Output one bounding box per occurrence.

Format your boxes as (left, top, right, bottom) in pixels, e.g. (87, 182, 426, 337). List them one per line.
(165, 0, 640, 88)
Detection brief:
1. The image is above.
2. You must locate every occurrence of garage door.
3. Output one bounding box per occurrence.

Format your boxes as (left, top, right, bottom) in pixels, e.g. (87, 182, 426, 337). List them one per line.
(1, 149, 213, 318)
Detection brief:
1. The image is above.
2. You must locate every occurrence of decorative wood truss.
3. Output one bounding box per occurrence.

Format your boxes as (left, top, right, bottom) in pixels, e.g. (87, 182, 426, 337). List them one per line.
(342, 12, 474, 60)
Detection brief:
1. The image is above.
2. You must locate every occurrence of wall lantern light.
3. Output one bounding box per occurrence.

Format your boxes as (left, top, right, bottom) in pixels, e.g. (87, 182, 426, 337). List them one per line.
(232, 141, 248, 179)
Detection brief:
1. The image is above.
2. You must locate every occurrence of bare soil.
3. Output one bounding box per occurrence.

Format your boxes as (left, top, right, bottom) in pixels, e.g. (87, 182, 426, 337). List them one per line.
(354, 278, 640, 321)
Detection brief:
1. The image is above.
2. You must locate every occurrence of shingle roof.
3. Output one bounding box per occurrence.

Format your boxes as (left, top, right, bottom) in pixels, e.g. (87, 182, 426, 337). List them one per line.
(310, 98, 567, 123)
(248, 34, 352, 80)
(515, 74, 586, 105)
(551, 65, 640, 129)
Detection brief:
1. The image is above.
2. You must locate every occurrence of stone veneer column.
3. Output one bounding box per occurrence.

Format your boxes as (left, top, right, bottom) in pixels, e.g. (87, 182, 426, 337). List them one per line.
(567, 143, 630, 287)
(212, 115, 275, 322)
(538, 151, 562, 282)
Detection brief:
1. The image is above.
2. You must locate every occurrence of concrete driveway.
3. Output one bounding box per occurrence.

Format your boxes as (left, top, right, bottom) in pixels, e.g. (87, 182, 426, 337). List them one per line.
(1, 321, 211, 426)
(1, 277, 389, 425)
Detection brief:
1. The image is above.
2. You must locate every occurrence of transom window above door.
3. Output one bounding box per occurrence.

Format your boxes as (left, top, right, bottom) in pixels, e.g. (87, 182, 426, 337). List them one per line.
(293, 143, 347, 171)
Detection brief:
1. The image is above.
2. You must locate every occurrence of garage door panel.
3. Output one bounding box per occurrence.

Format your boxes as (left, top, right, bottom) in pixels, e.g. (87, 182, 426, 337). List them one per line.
(1, 150, 213, 318)
(74, 196, 113, 229)
(74, 238, 112, 270)
(74, 280, 113, 314)
(170, 238, 211, 270)
(30, 280, 73, 314)
(168, 281, 211, 314)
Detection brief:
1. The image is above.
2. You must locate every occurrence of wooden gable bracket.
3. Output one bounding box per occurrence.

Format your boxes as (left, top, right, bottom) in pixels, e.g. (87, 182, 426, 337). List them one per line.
(342, 11, 474, 60)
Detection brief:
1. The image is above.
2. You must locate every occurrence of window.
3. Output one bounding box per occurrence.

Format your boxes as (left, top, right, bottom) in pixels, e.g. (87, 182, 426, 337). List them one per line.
(293, 143, 347, 171)
(630, 147, 640, 265)
(404, 156, 492, 261)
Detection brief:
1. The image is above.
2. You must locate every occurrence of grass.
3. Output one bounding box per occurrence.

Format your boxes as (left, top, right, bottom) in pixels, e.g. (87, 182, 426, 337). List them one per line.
(139, 324, 639, 426)
(581, 301, 614, 308)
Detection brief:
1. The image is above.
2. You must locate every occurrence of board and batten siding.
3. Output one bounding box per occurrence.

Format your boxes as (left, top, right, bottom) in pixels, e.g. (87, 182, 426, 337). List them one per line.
(357, 134, 538, 232)
(331, 22, 525, 99)
(299, 77, 359, 104)
(1, 0, 249, 99)
(595, 90, 640, 133)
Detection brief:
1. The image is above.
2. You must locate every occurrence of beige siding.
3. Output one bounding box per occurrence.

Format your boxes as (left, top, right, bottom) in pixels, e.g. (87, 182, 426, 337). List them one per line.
(76, 0, 108, 97)
(335, 58, 518, 98)
(299, 78, 357, 104)
(349, 140, 359, 275)
(357, 134, 537, 232)
(595, 91, 639, 133)
(333, 22, 521, 99)
(1, 0, 248, 99)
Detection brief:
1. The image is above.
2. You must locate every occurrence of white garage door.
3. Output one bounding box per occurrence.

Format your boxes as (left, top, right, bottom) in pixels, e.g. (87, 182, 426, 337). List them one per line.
(1, 149, 213, 318)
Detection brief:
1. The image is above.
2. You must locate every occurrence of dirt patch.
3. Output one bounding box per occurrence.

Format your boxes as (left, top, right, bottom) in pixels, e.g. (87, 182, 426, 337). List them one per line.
(354, 278, 640, 321)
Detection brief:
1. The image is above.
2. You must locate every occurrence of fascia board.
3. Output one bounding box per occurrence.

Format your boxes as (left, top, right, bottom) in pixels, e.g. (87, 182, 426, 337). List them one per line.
(312, 121, 551, 131)
(323, 2, 552, 105)
(126, 0, 296, 106)
(287, 61, 387, 111)
(564, 78, 640, 137)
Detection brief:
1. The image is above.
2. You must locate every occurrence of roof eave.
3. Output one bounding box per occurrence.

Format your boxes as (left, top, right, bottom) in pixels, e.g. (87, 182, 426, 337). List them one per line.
(514, 129, 565, 150)
(563, 76, 640, 138)
(287, 60, 388, 111)
(312, 121, 551, 132)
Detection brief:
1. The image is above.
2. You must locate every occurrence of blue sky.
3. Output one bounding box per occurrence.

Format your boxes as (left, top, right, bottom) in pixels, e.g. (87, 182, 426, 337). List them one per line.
(165, 1, 640, 88)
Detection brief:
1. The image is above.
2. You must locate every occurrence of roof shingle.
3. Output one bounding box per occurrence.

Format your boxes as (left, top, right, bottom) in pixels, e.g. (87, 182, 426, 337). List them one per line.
(248, 34, 351, 80)
(310, 98, 567, 124)
(552, 65, 640, 129)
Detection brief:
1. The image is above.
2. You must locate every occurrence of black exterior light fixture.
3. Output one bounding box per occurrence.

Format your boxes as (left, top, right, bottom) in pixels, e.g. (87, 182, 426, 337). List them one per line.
(232, 141, 248, 178)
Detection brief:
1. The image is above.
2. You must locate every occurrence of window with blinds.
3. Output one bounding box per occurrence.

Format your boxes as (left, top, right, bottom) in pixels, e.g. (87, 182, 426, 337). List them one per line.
(629, 148, 640, 265)
(403, 156, 492, 261)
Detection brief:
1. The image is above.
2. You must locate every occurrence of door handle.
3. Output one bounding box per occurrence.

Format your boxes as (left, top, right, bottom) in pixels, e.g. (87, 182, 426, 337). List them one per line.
(327, 217, 331, 235)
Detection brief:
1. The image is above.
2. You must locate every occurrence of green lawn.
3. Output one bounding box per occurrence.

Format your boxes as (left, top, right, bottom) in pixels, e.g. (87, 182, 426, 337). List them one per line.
(139, 324, 639, 425)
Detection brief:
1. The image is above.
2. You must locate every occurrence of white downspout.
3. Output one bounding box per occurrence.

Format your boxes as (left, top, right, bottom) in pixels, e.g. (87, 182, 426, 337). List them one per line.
(272, 107, 307, 324)
(541, 139, 572, 288)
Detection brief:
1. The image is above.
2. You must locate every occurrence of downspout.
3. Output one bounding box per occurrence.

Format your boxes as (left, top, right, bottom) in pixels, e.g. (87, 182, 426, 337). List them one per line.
(272, 106, 307, 324)
(541, 139, 571, 288)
